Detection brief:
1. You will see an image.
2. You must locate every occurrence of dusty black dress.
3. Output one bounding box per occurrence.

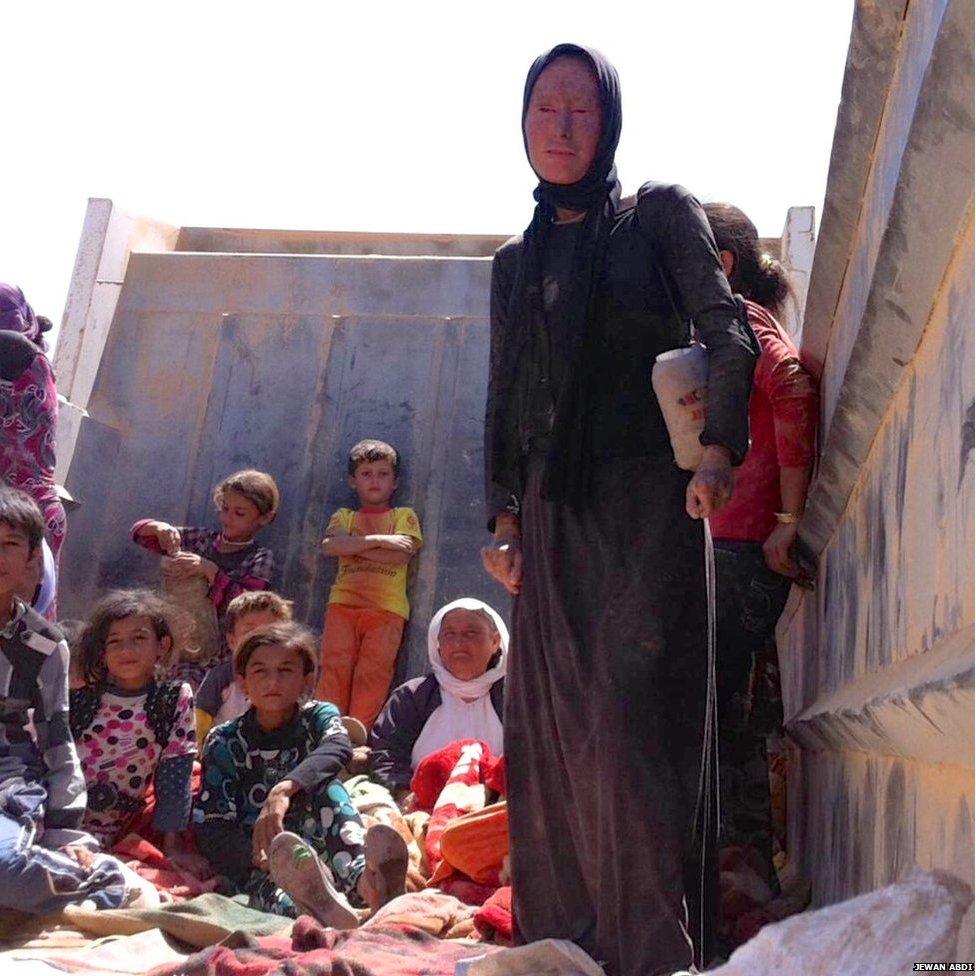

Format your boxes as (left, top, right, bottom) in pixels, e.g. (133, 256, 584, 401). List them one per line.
(485, 182, 758, 976)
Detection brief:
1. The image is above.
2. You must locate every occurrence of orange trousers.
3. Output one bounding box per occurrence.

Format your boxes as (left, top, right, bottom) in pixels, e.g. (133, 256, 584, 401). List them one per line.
(317, 603, 405, 728)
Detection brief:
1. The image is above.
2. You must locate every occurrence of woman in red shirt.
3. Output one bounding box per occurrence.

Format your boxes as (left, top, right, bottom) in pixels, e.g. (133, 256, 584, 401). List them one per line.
(703, 204, 818, 942)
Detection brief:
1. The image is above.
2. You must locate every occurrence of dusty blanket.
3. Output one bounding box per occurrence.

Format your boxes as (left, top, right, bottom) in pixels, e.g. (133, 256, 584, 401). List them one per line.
(147, 917, 495, 976)
(457, 938, 604, 976)
(346, 773, 431, 890)
(63, 892, 292, 948)
(711, 869, 971, 976)
(0, 910, 94, 953)
(366, 890, 478, 939)
(412, 741, 506, 888)
(9, 927, 188, 973)
(438, 877, 498, 907)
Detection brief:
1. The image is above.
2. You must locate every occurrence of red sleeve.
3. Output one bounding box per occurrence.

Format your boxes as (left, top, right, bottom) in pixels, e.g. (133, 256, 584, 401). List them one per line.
(748, 304, 818, 468)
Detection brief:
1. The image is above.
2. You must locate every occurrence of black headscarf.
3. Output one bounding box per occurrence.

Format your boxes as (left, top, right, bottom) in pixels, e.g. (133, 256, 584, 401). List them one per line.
(515, 43, 623, 506)
(522, 43, 622, 213)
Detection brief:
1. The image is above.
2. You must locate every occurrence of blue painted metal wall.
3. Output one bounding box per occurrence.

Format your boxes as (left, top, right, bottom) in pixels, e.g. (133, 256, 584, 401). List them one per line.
(59, 250, 508, 682)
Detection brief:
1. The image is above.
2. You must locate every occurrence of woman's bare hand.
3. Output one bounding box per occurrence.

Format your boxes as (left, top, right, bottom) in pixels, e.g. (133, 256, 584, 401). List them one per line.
(481, 540, 523, 595)
(686, 445, 734, 519)
(762, 522, 798, 577)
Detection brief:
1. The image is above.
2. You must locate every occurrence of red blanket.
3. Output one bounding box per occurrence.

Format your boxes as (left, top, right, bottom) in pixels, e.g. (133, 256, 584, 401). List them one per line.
(412, 740, 502, 883)
(147, 917, 495, 976)
(113, 833, 221, 900)
(123, 761, 202, 844)
(106, 762, 220, 900)
(474, 886, 513, 945)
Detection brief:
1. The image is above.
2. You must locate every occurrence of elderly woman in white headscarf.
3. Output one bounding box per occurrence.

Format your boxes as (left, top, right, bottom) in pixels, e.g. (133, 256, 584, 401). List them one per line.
(369, 598, 507, 798)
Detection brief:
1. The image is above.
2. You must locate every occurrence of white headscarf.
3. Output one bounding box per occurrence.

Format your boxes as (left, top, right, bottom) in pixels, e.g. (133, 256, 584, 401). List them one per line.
(411, 598, 509, 769)
(427, 597, 509, 701)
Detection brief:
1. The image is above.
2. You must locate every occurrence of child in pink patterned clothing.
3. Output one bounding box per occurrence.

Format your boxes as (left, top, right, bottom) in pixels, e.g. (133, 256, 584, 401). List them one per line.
(69, 590, 208, 877)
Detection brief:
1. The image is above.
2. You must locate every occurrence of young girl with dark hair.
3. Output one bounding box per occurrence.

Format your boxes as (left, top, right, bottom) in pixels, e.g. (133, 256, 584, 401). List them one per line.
(70, 590, 208, 876)
(704, 202, 818, 947)
(131, 470, 280, 691)
(702, 203, 793, 316)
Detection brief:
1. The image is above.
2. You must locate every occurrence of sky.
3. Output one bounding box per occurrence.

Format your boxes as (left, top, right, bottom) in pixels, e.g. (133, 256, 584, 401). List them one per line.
(2, 1, 856, 345)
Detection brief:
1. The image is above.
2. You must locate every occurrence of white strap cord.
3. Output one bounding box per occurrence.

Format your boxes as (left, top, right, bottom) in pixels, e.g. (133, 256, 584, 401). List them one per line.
(691, 518, 720, 970)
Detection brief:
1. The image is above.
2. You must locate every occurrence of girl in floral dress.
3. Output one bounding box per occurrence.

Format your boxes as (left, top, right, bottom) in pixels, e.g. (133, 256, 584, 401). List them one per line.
(70, 590, 208, 876)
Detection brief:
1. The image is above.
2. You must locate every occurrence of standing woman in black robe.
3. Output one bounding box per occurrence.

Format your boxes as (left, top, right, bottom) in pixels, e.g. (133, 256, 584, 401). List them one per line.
(482, 45, 759, 976)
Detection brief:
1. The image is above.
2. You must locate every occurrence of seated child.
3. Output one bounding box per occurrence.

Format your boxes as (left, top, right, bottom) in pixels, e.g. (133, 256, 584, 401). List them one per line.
(0, 487, 139, 913)
(194, 590, 294, 748)
(318, 440, 422, 728)
(194, 623, 407, 922)
(131, 469, 280, 688)
(70, 589, 208, 876)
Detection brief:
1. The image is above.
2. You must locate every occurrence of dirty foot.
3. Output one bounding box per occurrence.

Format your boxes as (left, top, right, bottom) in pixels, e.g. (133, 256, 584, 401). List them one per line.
(268, 831, 359, 929)
(362, 822, 409, 912)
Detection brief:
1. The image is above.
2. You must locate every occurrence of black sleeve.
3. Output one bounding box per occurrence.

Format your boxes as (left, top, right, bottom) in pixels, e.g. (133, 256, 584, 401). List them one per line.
(286, 703, 351, 791)
(642, 183, 759, 465)
(193, 732, 253, 884)
(484, 245, 523, 530)
(194, 820, 254, 886)
(490, 678, 505, 721)
(369, 682, 428, 792)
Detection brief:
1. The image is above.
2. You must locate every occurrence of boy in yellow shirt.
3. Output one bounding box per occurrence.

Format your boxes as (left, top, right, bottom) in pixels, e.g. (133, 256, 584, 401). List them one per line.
(317, 440, 422, 727)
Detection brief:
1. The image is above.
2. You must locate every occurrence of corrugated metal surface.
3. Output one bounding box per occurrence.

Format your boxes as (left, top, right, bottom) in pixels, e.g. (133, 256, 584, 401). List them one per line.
(59, 251, 505, 681)
(779, 0, 974, 956)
